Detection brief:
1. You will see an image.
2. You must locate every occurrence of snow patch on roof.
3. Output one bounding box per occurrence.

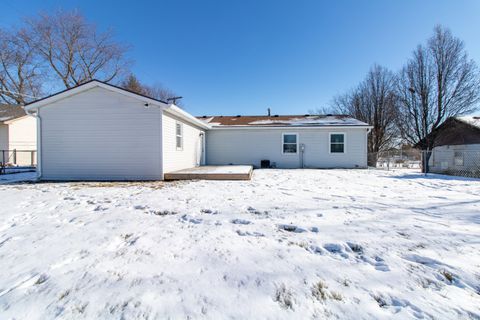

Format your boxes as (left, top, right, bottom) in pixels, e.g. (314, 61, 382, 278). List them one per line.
(456, 116, 480, 129)
(249, 116, 367, 126)
(197, 115, 370, 127)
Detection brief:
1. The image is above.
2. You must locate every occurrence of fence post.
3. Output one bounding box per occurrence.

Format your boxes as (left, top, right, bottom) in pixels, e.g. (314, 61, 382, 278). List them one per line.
(31, 151, 34, 167)
(424, 150, 427, 176)
(387, 151, 390, 171)
(13, 149, 17, 165)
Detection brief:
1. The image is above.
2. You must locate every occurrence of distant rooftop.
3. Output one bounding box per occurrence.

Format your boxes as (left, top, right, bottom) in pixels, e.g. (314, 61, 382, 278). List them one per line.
(0, 104, 26, 123)
(197, 114, 370, 127)
(456, 116, 480, 130)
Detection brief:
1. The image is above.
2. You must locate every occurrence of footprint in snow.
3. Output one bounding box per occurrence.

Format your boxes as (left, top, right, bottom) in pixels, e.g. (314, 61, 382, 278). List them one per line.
(346, 242, 364, 254)
(247, 206, 269, 215)
(361, 255, 390, 271)
(180, 215, 202, 224)
(231, 219, 251, 225)
(236, 230, 265, 237)
(323, 243, 349, 259)
(93, 205, 108, 212)
(278, 224, 306, 233)
(201, 209, 218, 215)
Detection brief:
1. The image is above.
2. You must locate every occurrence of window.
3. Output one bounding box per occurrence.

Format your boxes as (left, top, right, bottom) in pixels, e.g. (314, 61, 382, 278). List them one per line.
(330, 133, 345, 153)
(454, 151, 464, 166)
(282, 133, 298, 154)
(176, 122, 183, 150)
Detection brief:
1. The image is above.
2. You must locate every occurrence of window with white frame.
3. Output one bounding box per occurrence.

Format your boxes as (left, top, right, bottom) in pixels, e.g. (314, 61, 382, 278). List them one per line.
(176, 122, 183, 150)
(282, 133, 298, 154)
(330, 133, 345, 153)
(454, 151, 464, 166)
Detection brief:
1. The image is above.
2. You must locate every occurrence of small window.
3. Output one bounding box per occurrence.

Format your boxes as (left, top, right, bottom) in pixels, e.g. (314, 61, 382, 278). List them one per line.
(282, 133, 298, 154)
(330, 133, 345, 153)
(454, 151, 464, 166)
(176, 122, 183, 150)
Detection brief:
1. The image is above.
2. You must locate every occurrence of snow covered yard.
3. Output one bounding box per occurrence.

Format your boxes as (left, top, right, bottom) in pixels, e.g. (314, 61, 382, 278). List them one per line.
(0, 169, 479, 319)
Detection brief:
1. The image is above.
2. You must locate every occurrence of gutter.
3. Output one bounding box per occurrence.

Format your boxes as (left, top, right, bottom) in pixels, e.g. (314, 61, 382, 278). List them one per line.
(209, 125, 374, 130)
(164, 105, 211, 130)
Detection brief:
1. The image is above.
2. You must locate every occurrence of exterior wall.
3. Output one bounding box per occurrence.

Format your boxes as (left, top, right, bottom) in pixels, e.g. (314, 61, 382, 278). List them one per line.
(162, 111, 205, 173)
(0, 124, 7, 152)
(430, 144, 480, 173)
(205, 127, 368, 168)
(39, 86, 163, 180)
(8, 116, 37, 150)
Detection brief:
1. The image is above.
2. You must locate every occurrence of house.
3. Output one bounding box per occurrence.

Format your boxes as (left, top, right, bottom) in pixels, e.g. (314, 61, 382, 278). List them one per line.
(24, 80, 371, 181)
(198, 115, 370, 169)
(425, 116, 480, 176)
(0, 104, 37, 166)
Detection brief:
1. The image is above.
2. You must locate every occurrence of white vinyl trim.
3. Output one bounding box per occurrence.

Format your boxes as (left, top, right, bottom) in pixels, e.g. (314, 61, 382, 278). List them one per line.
(282, 132, 298, 155)
(24, 80, 168, 111)
(176, 121, 183, 150)
(329, 132, 346, 154)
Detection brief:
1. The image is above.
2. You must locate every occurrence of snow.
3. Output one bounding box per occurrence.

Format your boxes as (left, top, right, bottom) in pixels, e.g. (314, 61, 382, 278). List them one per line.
(168, 165, 252, 174)
(456, 116, 480, 129)
(0, 169, 479, 319)
(248, 116, 367, 126)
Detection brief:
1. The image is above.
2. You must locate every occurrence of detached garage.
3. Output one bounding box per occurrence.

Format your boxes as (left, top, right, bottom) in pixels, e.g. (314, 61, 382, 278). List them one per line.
(24, 80, 210, 180)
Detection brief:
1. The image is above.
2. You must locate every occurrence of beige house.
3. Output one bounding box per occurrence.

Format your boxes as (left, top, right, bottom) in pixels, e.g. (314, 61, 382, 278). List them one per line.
(0, 104, 37, 166)
(24, 80, 371, 181)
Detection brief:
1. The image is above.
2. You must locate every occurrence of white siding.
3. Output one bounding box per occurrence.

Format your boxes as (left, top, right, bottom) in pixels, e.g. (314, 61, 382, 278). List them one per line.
(162, 111, 205, 173)
(40, 87, 162, 180)
(0, 124, 7, 151)
(205, 128, 368, 168)
(8, 116, 37, 150)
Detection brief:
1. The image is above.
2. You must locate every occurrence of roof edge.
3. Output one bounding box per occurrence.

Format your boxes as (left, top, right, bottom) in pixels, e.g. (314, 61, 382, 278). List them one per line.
(164, 105, 211, 130)
(210, 125, 373, 130)
(24, 79, 169, 112)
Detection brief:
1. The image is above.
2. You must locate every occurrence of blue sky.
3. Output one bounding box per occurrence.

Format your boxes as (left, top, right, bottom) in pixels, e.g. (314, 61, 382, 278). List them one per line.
(2, 0, 480, 116)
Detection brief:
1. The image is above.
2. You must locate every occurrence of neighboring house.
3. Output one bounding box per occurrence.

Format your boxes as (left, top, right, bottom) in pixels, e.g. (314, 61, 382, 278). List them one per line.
(425, 116, 480, 175)
(0, 104, 37, 166)
(24, 80, 371, 181)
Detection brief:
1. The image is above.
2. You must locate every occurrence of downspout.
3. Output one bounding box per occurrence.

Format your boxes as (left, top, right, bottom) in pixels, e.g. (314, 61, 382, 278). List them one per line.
(28, 108, 42, 180)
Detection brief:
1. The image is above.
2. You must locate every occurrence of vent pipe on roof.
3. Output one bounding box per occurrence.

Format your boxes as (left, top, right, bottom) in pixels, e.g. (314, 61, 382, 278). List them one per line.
(267, 107, 271, 116)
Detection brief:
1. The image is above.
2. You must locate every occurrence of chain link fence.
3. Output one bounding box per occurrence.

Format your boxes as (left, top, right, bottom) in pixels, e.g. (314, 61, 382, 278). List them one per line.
(0, 150, 37, 175)
(368, 148, 480, 178)
(368, 149, 422, 170)
(426, 148, 480, 178)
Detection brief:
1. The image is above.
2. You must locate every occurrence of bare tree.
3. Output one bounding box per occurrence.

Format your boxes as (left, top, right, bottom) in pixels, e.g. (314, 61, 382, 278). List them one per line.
(330, 64, 399, 165)
(396, 25, 480, 171)
(144, 84, 179, 104)
(0, 27, 43, 104)
(26, 10, 130, 89)
(120, 73, 182, 106)
(121, 74, 147, 95)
